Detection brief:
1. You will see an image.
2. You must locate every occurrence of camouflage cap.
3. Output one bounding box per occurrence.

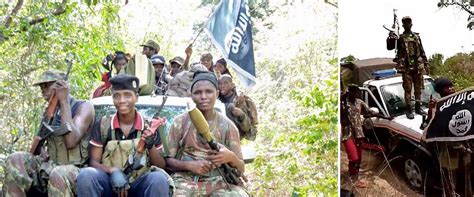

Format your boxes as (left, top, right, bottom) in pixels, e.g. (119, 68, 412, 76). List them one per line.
(140, 40, 160, 51)
(169, 56, 184, 66)
(33, 69, 65, 86)
(401, 16, 412, 23)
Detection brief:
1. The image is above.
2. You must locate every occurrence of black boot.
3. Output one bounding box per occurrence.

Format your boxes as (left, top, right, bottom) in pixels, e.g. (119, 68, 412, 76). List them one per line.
(415, 102, 427, 115)
(406, 104, 414, 119)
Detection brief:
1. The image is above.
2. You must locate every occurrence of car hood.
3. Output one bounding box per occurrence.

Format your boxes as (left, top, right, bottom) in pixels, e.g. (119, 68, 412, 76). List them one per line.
(372, 114, 425, 142)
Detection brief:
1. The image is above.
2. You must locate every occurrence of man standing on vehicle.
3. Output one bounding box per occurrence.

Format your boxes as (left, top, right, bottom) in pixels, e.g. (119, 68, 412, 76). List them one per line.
(77, 74, 171, 197)
(4, 69, 95, 196)
(387, 16, 428, 119)
(165, 71, 248, 196)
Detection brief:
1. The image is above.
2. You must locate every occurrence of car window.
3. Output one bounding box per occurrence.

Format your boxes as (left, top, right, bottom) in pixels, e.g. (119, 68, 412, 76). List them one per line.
(380, 79, 439, 116)
(366, 85, 384, 111)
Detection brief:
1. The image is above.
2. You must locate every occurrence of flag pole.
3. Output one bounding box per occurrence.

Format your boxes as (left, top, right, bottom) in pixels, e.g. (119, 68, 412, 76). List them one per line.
(190, 27, 205, 45)
(189, 5, 217, 45)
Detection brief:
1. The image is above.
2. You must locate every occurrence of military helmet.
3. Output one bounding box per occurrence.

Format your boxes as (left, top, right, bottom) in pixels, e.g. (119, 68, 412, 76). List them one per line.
(150, 54, 166, 65)
(33, 69, 65, 86)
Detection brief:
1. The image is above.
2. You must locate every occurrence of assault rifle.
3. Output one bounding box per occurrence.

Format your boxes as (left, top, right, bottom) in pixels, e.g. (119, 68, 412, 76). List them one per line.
(122, 95, 168, 177)
(187, 104, 246, 188)
(384, 9, 400, 52)
(30, 56, 74, 155)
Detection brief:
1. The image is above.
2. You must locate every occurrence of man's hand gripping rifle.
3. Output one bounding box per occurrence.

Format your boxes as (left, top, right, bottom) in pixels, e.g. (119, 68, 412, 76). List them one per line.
(187, 104, 246, 187)
(122, 96, 168, 178)
(30, 55, 74, 156)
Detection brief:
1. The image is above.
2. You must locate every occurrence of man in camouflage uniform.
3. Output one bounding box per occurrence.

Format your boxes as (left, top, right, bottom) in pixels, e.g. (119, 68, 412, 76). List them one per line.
(387, 16, 428, 119)
(341, 84, 388, 188)
(218, 74, 257, 141)
(165, 71, 248, 196)
(77, 74, 171, 196)
(340, 85, 371, 188)
(150, 54, 168, 95)
(3, 69, 95, 196)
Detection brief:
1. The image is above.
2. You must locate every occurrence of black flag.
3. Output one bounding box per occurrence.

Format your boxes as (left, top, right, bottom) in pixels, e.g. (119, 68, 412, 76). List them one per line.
(423, 88, 474, 142)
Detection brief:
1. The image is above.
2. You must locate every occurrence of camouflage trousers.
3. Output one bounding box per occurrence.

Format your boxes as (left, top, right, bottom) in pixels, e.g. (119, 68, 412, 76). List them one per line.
(172, 172, 249, 197)
(402, 70, 424, 104)
(3, 151, 80, 197)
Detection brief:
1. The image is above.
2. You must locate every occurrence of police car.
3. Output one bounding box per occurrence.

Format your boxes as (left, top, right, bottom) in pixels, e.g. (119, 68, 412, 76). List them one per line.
(343, 58, 441, 192)
(91, 95, 256, 164)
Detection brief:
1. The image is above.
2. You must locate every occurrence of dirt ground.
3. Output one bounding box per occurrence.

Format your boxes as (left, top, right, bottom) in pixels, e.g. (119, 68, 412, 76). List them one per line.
(340, 147, 424, 197)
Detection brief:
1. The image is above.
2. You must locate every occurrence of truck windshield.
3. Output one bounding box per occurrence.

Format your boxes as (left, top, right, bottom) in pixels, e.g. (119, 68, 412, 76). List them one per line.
(94, 104, 187, 156)
(94, 104, 187, 135)
(379, 79, 439, 116)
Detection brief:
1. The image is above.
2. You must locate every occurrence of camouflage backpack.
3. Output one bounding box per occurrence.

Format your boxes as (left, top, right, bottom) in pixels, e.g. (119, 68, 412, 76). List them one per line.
(235, 92, 258, 141)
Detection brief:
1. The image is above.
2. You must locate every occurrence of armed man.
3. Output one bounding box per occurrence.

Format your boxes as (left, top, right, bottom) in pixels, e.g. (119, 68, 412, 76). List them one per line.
(386, 16, 428, 119)
(150, 54, 167, 95)
(165, 71, 248, 196)
(77, 74, 171, 196)
(427, 77, 470, 196)
(218, 74, 258, 141)
(4, 69, 95, 196)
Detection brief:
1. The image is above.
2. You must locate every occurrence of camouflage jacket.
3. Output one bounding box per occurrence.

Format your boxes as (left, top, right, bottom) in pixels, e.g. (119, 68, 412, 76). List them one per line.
(166, 111, 243, 177)
(219, 91, 252, 137)
(395, 31, 427, 68)
(343, 98, 370, 140)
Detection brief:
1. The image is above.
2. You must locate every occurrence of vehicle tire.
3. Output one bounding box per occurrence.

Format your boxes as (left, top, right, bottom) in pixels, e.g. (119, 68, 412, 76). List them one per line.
(403, 154, 426, 190)
(402, 152, 438, 192)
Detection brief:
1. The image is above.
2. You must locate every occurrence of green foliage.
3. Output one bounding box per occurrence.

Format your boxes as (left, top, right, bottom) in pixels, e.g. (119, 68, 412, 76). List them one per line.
(340, 54, 358, 64)
(429, 52, 474, 89)
(0, 1, 339, 195)
(0, 2, 124, 155)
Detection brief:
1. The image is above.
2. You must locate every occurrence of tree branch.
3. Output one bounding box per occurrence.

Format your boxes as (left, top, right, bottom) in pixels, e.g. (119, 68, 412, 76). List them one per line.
(324, 0, 338, 9)
(438, 2, 473, 15)
(28, 0, 68, 25)
(4, 0, 25, 28)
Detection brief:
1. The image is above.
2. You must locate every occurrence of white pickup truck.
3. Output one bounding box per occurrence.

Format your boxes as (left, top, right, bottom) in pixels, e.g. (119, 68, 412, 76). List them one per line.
(91, 95, 256, 164)
(342, 58, 441, 191)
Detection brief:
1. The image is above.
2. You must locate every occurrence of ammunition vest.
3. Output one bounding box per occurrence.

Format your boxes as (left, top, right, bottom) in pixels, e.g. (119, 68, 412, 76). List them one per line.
(99, 116, 149, 182)
(400, 32, 422, 66)
(47, 98, 90, 166)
